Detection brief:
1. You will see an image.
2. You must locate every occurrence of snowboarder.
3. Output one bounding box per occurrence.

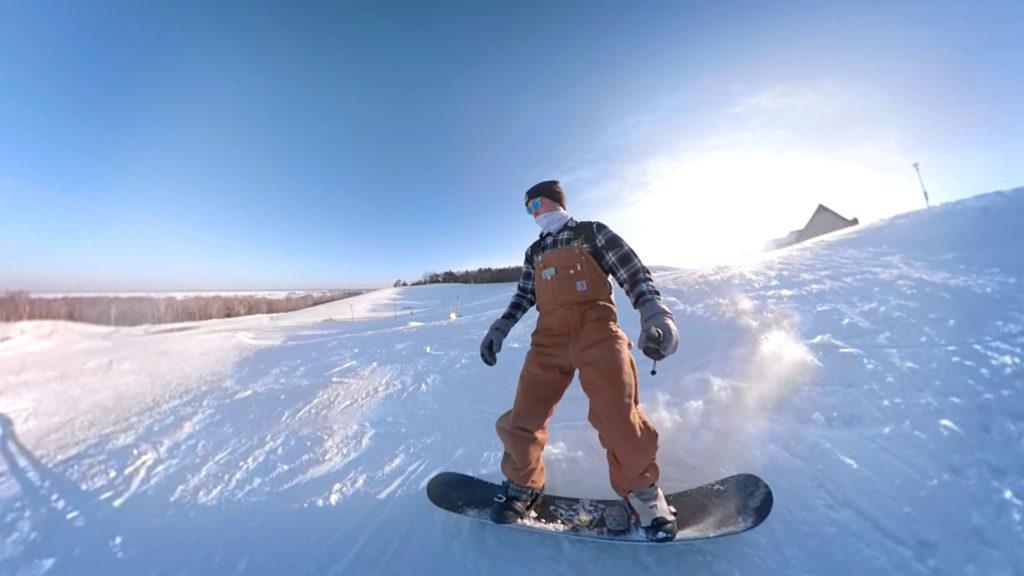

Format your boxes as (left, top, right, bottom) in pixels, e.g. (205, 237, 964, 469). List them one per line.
(479, 180, 680, 541)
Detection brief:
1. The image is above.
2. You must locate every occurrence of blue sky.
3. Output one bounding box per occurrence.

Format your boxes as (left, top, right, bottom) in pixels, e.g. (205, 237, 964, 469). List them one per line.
(2, 1, 1022, 291)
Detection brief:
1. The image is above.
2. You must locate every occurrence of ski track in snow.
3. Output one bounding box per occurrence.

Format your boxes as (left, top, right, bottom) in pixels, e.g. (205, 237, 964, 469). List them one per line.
(1, 188, 1023, 575)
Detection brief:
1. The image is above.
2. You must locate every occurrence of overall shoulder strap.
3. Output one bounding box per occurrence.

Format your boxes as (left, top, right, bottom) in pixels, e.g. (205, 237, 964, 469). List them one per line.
(573, 221, 599, 249)
(526, 238, 543, 265)
(573, 221, 612, 277)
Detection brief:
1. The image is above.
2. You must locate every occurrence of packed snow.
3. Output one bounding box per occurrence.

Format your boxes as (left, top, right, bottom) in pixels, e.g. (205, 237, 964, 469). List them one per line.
(1, 188, 1022, 575)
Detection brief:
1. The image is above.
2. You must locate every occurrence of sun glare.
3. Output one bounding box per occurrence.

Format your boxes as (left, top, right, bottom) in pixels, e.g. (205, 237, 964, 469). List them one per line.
(607, 147, 916, 268)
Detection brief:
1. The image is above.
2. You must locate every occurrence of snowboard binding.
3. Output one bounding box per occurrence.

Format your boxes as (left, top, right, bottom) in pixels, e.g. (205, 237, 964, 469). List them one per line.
(627, 484, 678, 542)
(491, 481, 544, 524)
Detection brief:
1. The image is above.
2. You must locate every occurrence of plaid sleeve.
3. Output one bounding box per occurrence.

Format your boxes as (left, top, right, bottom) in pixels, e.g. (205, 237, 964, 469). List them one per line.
(592, 221, 661, 309)
(500, 248, 536, 325)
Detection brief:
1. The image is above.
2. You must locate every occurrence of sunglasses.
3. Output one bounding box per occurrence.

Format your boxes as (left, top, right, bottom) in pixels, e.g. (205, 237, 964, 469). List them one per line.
(525, 197, 542, 215)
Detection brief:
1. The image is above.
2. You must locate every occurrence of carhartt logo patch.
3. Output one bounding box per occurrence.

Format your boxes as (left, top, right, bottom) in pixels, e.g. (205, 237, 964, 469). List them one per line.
(576, 280, 588, 292)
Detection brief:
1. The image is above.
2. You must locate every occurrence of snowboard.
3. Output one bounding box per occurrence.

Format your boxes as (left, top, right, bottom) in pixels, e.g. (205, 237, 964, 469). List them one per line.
(426, 471, 772, 543)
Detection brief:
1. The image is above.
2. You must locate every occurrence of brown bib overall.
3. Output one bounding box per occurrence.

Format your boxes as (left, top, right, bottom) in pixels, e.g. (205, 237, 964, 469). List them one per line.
(495, 244, 660, 497)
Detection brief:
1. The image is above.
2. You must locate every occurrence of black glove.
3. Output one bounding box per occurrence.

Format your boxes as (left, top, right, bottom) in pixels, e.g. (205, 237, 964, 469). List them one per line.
(638, 300, 679, 361)
(480, 318, 514, 366)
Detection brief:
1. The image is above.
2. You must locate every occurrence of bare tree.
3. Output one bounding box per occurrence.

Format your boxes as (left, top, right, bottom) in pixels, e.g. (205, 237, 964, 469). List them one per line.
(0, 290, 367, 326)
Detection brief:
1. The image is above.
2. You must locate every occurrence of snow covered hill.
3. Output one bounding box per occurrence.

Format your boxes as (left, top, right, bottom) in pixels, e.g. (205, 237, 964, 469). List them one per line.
(2, 187, 1022, 575)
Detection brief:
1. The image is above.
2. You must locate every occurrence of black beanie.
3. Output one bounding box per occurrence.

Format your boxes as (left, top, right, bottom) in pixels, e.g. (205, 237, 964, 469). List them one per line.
(524, 180, 566, 209)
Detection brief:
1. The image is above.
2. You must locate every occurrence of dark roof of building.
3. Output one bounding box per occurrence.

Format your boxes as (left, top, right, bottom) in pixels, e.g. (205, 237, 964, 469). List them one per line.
(805, 204, 857, 228)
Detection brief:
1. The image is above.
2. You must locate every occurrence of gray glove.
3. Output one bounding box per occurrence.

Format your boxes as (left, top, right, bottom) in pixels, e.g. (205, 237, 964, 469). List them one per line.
(638, 300, 679, 361)
(480, 318, 514, 366)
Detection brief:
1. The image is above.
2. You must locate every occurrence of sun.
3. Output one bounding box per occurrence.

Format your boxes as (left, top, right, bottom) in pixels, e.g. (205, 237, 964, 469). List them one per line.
(601, 147, 914, 268)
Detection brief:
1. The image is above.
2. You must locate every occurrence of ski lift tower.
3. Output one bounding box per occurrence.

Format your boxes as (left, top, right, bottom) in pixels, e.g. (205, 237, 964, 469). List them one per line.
(912, 162, 931, 208)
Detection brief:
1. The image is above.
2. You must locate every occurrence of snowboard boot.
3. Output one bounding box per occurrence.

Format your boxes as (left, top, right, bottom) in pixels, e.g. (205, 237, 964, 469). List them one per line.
(491, 480, 544, 524)
(627, 484, 677, 542)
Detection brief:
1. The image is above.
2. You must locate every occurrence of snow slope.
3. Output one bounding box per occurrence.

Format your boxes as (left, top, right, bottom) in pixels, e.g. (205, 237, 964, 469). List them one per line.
(2, 188, 1022, 575)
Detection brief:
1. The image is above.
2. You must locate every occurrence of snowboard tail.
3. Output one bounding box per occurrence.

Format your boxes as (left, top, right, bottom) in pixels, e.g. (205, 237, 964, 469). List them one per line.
(426, 472, 772, 543)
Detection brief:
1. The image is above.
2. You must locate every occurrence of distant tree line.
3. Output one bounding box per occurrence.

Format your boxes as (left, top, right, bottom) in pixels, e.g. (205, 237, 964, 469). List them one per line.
(407, 266, 522, 286)
(0, 290, 366, 326)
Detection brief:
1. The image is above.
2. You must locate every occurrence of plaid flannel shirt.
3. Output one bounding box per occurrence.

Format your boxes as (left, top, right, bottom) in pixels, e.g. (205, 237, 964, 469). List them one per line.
(500, 218, 661, 326)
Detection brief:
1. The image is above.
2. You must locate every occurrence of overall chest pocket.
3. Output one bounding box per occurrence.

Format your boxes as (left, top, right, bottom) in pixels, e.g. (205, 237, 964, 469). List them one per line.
(535, 246, 610, 309)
